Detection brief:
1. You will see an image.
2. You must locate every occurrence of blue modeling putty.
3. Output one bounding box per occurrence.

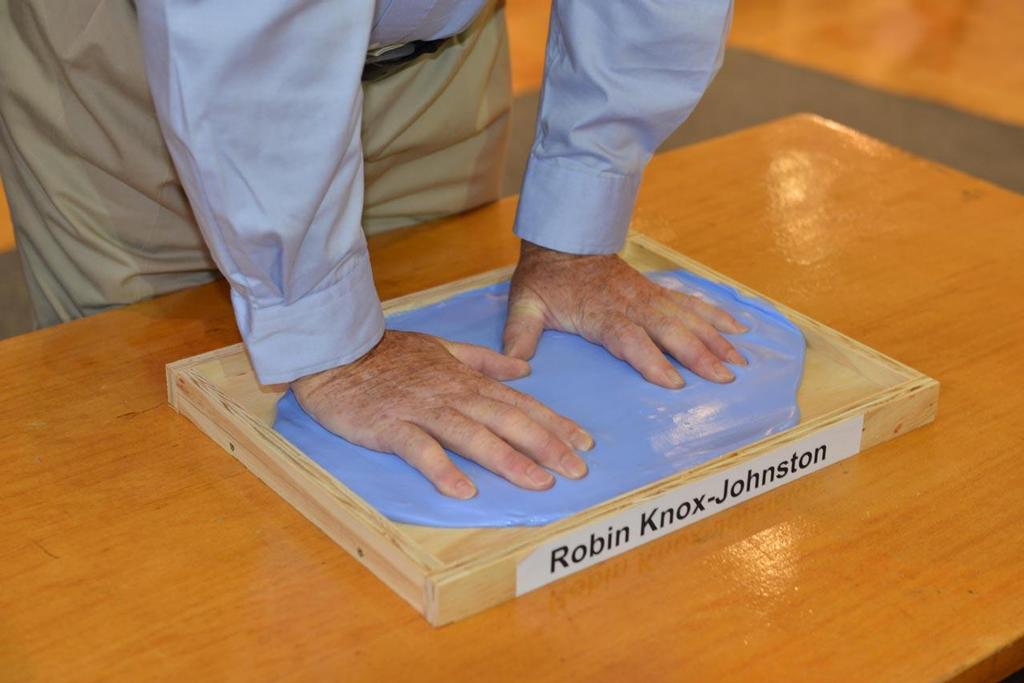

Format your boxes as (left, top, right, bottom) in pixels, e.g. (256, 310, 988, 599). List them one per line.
(274, 270, 805, 528)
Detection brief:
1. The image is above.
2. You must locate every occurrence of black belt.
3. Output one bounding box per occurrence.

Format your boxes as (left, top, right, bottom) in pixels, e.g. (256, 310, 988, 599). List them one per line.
(362, 38, 449, 82)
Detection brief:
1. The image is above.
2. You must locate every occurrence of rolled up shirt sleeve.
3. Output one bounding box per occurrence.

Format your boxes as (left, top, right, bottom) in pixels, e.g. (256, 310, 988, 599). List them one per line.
(514, 0, 734, 255)
(136, 1, 384, 384)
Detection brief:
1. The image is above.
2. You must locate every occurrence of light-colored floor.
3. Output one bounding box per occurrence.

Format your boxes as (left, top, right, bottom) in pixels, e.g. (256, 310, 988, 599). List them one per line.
(508, 0, 1024, 125)
(731, 0, 1024, 126)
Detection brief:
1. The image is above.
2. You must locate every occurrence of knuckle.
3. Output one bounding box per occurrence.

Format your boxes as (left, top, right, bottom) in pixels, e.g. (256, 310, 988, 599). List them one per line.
(704, 303, 735, 325)
(711, 333, 734, 353)
(384, 421, 412, 444)
(697, 349, 720, 369)
(674, 332, 705, 357)
(647, 311, 675, 332)
(512, 392, 540, 414)
(591, 315, 616, 341)
(553, 415, 579, 437)
(608, 313, 630, 333)
(493, 403, 521, 428)
(697, 324, 726, 347)
(673, 292, 696, 308)
(675, 309, 702, 329)
(538, 432, 567, 461)
(365, 420, 401, 447)
(483, 382, 521, 407)
(507, 385, 535, 405)
(412, 436, 444, 462)
(432, 405, 463, 424)
(465, 424, 494, 451)
(497, 448, 530, 475)
(362, 433, 391, 453)
(693, 311, 721, 334)
(709, 304, 731, 321)
(428, 452, 459, 475)
(619, 323, 648, 347)
(623, 297, 647, 322)
(674, 293, 694, 310)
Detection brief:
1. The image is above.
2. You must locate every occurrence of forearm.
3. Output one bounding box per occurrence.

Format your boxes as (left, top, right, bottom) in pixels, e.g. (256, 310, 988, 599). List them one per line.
(514, 0, 734, 255)
(137, 1, 383, 383)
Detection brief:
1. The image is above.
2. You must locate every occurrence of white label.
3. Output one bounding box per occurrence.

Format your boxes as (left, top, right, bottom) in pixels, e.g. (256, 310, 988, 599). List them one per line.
(515, 414, 864, 596)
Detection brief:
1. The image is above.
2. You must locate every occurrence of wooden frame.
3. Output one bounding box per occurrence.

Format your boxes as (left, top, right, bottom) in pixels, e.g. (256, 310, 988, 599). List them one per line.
(166, 234, 939, 625)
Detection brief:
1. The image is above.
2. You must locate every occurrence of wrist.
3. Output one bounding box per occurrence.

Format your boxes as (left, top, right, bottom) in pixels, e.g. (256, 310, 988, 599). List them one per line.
(518, 240, 619, 270)
(519, 239, 588, 264)
(292, 330, 388, 392)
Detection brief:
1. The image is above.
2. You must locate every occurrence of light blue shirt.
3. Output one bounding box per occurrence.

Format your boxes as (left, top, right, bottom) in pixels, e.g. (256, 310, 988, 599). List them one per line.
(137, 0, 733, 384)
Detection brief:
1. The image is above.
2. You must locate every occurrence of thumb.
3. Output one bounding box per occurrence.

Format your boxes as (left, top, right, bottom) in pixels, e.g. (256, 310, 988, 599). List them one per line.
(503, 291, 546, 360)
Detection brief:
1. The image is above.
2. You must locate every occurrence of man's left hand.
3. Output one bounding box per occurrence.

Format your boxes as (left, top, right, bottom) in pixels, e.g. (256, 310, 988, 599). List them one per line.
(504, 241, 748, 388)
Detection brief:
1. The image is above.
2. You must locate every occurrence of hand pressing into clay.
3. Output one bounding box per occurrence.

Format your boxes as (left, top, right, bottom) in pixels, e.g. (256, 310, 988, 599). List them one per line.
(504, 241, 748, 388)
(292, 330, 593, 499)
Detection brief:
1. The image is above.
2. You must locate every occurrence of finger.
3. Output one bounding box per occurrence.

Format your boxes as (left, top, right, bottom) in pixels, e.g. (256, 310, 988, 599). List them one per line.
(653, 300, 747, 366)
(502, 291, 546, 360)
(479, 381, 594, 452)
(460, 397, 587, 479)
(443, 340, 530, 380)
(590, 314, 684, 389)
(415, 407, 556, 490)
(375, 421, 477, 500)
(641, 310, 736, 383)
(670, 291, 747, 334)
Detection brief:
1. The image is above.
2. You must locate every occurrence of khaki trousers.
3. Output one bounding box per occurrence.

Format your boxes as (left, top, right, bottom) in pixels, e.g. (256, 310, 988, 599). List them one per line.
(0, 1, 511, 327)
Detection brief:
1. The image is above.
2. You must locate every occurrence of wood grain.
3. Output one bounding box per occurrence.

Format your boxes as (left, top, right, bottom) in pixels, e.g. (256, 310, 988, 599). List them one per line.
(1, 115, 1022, 680)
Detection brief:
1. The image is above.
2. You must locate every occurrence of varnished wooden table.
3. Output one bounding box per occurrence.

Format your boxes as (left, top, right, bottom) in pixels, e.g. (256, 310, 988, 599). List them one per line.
(2, 115, 1022, 681)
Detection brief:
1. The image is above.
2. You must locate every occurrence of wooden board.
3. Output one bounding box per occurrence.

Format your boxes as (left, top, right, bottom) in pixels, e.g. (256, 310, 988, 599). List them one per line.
(166, 233, 939, 626)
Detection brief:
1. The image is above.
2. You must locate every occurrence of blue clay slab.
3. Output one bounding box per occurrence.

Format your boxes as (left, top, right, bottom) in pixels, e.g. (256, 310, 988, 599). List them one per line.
(274, 269, 805, 528)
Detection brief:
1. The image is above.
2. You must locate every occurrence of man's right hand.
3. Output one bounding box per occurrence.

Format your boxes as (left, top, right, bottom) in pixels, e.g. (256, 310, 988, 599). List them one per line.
(292, 330, 594, 499)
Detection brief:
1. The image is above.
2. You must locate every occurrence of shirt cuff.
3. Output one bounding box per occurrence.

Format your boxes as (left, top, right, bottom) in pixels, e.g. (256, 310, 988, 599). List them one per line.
(513, 154, 641, 255)
(231, 251, 385, 385)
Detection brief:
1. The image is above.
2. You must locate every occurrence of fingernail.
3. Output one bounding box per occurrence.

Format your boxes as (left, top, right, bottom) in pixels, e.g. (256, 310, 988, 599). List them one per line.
(572, 429, 594, 452)
(663, 368, 685, 389)
(727, 349, 748, 366)
(527, 465, 555, 488)
(560, 453, 588, 479)
(713, 362, 735, 382)
(453, 479, 477, 500)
